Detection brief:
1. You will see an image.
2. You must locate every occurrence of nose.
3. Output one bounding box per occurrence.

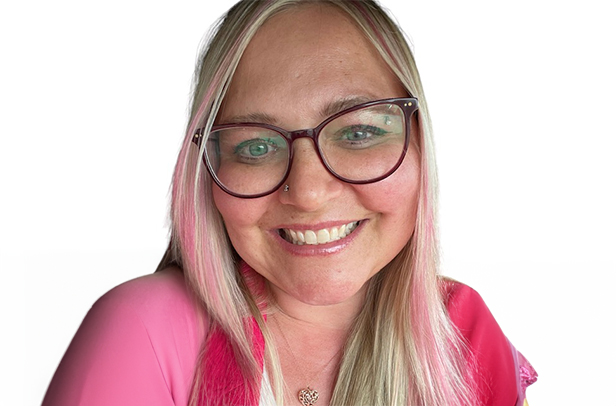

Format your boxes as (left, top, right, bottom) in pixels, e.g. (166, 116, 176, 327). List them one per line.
(278, 138, 343, 211)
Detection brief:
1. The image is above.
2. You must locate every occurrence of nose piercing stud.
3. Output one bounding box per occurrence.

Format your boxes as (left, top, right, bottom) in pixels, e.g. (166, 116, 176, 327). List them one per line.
(283, 184, 290, 192)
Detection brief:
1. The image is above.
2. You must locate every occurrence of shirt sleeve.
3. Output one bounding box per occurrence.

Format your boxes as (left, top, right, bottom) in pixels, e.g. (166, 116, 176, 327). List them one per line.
(42, 269, 202, 406)
(444, 281, 537, 406)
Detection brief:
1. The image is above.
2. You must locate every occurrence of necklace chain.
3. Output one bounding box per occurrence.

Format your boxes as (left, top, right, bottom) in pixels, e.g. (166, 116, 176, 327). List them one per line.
(272, 315, 341, 406)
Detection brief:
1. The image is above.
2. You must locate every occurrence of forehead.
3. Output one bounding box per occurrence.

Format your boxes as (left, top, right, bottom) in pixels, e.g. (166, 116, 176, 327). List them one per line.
(219, 4, 406, 124)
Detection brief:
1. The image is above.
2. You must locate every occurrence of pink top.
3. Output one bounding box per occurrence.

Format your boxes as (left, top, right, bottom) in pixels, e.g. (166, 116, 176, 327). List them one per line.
(43, 267, 536, 406)
(43, 268, 203, 406)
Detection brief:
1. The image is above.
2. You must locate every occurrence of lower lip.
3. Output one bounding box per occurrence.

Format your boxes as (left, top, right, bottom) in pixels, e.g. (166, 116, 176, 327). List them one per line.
(273, 221, 365, 256)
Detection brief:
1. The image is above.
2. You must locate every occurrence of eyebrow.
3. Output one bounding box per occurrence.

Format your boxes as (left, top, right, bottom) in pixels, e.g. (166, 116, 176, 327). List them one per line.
(319, 96, 374, 119)
(223, 111, 278, 125)
(221, 95, 378, 126)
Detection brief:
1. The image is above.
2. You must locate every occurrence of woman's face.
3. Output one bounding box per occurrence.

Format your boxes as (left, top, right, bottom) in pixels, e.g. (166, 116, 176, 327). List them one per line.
(214, 5, 420, 307)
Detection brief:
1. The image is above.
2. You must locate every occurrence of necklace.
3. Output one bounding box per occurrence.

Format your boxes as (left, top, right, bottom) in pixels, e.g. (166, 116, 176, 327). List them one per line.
(272, 316, 342, 406)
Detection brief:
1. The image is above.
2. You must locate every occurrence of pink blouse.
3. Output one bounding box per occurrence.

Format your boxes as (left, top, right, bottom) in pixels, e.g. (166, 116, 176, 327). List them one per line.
(43, 268, 203, 406)
(43, 267, 536, 405)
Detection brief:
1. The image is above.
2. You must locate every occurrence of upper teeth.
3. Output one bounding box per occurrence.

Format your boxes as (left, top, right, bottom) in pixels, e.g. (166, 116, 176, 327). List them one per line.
(282, 221, 359, 245)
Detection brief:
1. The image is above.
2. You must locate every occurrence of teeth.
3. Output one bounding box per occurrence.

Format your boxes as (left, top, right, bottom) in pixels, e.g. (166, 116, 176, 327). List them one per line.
(281, 221, 360, 246)
(317, 229, 330, 244)
(305, 230, 317, 245)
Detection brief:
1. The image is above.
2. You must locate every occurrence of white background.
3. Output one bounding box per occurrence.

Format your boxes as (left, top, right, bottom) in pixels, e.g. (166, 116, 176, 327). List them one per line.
(2, 1, 614, 405)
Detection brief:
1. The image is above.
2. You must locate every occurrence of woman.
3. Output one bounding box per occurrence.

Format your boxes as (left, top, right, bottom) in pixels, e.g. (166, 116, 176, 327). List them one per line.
(43, 1, 536, 405)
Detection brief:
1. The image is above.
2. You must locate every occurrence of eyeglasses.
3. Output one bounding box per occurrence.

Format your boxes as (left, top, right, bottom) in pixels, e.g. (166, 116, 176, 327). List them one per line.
(192, 97, 419, 198)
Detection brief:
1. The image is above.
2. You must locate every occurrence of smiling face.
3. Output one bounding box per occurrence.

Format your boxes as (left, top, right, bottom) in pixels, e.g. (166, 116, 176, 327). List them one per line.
(213, 4, 420, 308)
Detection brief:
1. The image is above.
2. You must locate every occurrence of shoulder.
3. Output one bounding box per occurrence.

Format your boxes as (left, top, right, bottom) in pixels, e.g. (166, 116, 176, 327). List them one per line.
(440, 279, 524, 406)
(43, 267, 203, 406)
(87, 267, 205, 349)
(94, 266, 198, 320)
(440, 279, 498, 332)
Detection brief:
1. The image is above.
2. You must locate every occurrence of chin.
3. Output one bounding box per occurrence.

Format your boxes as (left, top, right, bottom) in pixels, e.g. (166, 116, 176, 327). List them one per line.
(293, 278, 369, 306)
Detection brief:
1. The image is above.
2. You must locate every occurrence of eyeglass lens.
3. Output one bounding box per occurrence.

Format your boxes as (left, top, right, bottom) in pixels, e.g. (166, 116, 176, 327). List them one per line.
(205, 101, 407, 196)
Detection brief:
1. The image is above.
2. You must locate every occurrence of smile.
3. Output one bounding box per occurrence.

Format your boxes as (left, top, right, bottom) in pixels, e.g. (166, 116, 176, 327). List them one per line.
(280, 221, 360, 245)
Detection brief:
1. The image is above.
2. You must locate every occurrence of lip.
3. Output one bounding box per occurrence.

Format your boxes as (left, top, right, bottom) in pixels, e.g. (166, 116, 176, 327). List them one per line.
(272, 220, 366, 256)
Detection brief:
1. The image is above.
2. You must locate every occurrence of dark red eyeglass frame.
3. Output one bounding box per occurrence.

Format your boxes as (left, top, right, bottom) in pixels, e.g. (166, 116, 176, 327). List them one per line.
(192, 97, 419, 198)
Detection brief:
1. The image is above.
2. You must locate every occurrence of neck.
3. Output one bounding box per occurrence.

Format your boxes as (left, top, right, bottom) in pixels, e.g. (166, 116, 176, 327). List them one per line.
(268, 281, 367, 332)
(270, 311, 348, 406)
(267, 283, 368, 406)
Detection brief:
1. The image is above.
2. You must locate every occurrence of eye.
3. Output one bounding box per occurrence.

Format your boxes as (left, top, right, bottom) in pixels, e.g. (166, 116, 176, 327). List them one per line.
(234, 138, 282, 162)
(334, 124, 388, 147)
(342, 125, 386, 140)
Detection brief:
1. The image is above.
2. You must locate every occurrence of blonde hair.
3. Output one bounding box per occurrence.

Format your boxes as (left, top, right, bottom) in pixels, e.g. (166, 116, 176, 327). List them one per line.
(158, 1, 479, 405)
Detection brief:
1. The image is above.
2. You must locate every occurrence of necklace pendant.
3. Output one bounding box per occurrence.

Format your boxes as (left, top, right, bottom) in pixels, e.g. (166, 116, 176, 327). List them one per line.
(298, 387, 319, 406)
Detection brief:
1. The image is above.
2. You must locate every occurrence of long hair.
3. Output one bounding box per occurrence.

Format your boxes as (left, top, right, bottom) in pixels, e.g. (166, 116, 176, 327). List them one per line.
(157, 1, 479, 405)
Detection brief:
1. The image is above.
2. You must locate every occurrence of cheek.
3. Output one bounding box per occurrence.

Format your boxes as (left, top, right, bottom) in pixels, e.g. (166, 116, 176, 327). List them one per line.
(361, 151, 421, 219)
(212, 187, 268, 238)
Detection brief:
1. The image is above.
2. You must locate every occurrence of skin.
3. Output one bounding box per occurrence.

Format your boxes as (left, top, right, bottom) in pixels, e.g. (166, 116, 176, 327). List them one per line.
(213, 5, 421, 403)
